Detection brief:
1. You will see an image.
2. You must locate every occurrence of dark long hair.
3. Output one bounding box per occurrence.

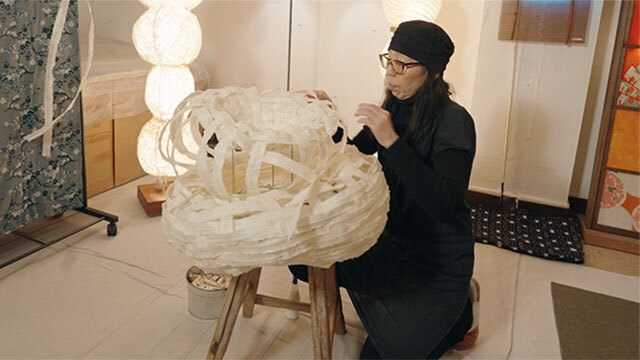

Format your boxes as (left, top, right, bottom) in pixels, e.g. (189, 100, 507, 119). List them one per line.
(382, 70, 452, 148)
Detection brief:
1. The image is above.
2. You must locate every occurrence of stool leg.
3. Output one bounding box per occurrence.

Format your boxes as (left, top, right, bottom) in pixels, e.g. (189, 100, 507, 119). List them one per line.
(242, 268, 262, 318)
(334, 289, 346, 335)
(207, 273, 250, 360)
(309, 266, 332, 360)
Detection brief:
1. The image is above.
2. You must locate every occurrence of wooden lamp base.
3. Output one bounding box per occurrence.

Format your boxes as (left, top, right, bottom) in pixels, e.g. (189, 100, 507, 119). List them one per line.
(137, 183, 166, 217)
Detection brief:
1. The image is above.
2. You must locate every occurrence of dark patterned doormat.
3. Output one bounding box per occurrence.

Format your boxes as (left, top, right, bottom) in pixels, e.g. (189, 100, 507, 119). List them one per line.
(470, 203, 584, 263)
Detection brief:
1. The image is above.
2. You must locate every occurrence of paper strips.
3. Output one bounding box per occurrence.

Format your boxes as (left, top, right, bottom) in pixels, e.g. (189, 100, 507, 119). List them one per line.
(160, 87, 389, 275)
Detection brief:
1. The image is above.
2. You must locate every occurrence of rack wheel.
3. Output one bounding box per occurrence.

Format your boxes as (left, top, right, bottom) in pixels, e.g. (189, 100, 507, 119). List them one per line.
(107, 223, 117, 237)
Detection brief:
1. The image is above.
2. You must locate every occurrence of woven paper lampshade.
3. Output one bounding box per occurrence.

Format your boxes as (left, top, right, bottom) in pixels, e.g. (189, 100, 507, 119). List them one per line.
(160, 87, 390, 275)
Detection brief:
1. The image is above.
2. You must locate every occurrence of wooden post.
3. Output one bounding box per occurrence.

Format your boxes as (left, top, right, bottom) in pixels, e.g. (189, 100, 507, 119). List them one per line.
(309, 265, 333, 360)
(207, 273, 250, 360)
(242, 268, 262, 318)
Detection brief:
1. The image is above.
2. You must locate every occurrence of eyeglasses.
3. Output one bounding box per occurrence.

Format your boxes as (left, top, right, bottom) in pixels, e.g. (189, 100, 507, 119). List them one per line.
(379, 53, 422, 75)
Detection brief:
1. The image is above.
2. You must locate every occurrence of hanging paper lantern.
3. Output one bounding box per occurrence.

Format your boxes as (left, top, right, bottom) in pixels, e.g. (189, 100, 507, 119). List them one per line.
(382, 0, 443, 29)
(382, 0, 409, 27)
(402, 0, 442, 23)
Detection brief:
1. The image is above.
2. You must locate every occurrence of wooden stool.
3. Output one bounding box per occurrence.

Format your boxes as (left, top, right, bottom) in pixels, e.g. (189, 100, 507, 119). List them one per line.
(207, 265, 347, 360)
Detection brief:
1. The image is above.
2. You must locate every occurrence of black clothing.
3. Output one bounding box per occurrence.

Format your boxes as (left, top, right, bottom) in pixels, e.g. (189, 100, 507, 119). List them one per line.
(357, 299, 473, 359)
(293, 94, 476, 358)
(359, 336, 381, 359)
(289, 263, 473, 359)
(352, 96, 475, 238)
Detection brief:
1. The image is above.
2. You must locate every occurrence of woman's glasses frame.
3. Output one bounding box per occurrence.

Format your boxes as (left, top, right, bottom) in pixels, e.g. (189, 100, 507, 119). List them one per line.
(379, 53, 422, 75)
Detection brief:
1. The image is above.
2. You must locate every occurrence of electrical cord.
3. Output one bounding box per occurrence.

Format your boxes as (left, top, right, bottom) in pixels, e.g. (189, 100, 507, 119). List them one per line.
(504, 253, 522, 359)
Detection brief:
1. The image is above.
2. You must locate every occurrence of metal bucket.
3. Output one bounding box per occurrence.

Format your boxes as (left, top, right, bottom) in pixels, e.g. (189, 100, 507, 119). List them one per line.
(186, 266, 227, 320)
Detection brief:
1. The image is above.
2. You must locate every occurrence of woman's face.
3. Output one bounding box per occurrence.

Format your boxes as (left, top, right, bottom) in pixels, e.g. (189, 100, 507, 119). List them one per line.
(384, 50, 428, 100)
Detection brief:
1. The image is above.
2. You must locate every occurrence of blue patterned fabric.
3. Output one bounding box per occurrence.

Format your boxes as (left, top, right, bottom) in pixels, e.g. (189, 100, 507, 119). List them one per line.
(0, 0, 84, 235)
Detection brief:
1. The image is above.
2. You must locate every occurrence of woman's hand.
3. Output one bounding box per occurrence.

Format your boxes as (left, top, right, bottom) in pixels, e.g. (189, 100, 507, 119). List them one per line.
(354, 103, 399, 149)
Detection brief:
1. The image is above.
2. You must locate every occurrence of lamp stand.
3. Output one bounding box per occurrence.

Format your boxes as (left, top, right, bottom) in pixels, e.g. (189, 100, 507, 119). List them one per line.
(137, 177, 172, 217)
(137, 184, 165, 217)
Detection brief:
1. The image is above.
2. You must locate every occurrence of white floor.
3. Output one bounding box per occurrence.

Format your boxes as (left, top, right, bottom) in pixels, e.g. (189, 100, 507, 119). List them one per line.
(0, 176, 638, 359)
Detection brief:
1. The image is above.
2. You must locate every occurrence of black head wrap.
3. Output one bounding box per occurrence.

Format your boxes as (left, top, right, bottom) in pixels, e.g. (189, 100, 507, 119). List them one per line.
(388, 20, 454, 75)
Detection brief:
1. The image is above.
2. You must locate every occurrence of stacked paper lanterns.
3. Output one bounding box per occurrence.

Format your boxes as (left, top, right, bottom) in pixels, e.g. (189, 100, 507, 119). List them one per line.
(132, 0, 202, 177)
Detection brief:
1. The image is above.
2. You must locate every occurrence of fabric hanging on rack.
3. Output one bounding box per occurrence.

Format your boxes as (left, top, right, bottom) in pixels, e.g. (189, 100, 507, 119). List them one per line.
(0, 0, 84, 235)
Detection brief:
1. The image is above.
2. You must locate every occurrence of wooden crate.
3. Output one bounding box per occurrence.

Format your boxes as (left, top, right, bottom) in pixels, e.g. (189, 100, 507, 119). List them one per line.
(84, 119, 114, 198)
(114, 112, 149, 186)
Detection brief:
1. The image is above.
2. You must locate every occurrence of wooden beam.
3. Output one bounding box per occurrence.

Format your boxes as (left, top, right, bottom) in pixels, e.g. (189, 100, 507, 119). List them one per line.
(254, 294, 311, 313)
(207, 273, 250, 360)
(242, 268, 262, 318)
(309, 265, 333, 359)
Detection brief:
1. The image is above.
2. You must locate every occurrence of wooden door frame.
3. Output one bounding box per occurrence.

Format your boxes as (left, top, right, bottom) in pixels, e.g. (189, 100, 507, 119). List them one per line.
(584, 0, 639, 251)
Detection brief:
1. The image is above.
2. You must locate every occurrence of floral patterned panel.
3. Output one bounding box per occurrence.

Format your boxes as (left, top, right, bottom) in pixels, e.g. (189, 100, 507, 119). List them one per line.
(597, 171, 640, 233)
(617, 49, 639, 108)
(0, 0, 84, 235)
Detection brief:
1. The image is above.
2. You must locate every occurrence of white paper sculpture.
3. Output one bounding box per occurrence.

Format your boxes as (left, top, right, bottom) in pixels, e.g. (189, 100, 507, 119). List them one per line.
(160, 87, 390, 275)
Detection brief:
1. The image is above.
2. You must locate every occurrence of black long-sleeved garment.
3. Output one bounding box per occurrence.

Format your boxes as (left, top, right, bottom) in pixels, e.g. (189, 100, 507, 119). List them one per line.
(347, 95, 476, 239)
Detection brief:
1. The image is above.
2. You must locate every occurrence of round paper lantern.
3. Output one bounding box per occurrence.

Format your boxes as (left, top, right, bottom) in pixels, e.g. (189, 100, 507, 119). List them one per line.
(402, 0, 442, 23)
(144, 65, 195, 121)
(139, 0, 202, 10)
(382, 0, 442, 29)
(382, 0, 409, 27)
(132, 5, 202, 66)
(160, 88, 390, 275)
(137, 116, 198, 177)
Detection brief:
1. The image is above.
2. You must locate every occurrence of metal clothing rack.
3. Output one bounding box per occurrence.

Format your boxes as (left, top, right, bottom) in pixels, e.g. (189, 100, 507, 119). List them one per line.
(0, 97, 119, 270)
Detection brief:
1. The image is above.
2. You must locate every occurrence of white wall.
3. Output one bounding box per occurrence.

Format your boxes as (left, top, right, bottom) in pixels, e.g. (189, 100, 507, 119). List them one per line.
(437, 0, 485, 108)
(570, 0, 621, 199)
(298, 1, 389, 137)
(467, 0, 517, 197)
(504, 1, 604, 208)
(468, 0, 605, 207)
(79, 1, 145, 44)
(193, 1, 290, 89)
